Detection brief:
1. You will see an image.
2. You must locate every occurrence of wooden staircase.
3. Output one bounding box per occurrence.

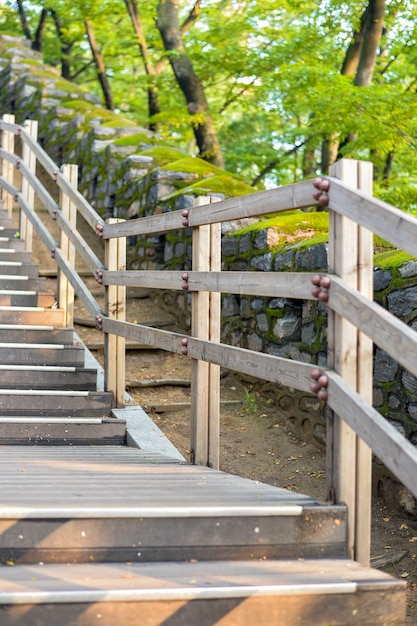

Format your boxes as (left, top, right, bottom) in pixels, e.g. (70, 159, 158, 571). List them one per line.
(0, 205, 122, 447)
(0, 204, 406, 625)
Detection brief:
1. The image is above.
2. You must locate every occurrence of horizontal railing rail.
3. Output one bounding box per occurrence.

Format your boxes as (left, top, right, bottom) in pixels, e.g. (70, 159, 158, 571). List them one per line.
(102, 268, 417, 379)
(0, 174, 103, 321)
(0, 119, 105, 232)
(102, 180, 320, 239)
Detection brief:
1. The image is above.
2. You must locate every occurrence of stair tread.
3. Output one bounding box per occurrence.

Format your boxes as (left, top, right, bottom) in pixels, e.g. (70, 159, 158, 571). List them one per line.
(0, 446, 334, 515)
(0, 389, 106, 396)
(0, 419, 126, 446)
(0, 326, 77, 345)
(0, 417, 121, 423)
(0, 559, 404, 602)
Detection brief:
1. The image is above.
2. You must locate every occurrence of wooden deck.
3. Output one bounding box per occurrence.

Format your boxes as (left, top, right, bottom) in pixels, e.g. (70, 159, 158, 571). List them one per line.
(0, 203, 407, 624)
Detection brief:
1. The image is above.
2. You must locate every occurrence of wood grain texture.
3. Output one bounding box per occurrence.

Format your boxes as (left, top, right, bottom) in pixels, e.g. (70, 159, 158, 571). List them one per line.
(102, 179, 319, 239)
(102, 317, 315, 392)
(329, 176, 417, 258)
(20, 119, 37, 252)
(20, 126, 105, 230)
(102, 269, 315, 299)
(0, 114, 15, 215)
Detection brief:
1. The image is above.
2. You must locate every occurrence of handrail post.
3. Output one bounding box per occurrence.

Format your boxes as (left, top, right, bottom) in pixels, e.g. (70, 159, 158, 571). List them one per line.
(190, 196, 221, 467)
(1, 113, 15, 217)
(104, 220, 126, 408)
(328, 158, 373, 565)
(20, 119, 38, 251)
(58, 163, 77, 327)
(208, 203, 221, 469)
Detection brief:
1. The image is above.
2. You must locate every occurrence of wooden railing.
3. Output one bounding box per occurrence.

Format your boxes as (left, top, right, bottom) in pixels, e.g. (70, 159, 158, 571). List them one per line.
(2, 115, 417, 568)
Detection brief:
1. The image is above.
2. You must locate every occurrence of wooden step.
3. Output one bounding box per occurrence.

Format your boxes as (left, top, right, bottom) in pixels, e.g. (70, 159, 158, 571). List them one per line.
(0, 276, 47, 290)
(0, 365, 97, 389)
(0, 223, 18, 233)
(0, 417, 126, 445)
(0, 290, 56, 307)
(0, 306, 64, 326)
(0, 447, 346, 565)
(0, 390, 113, 417)
(0, 237, 25, 249)
(0, 249, 32, 262)
(0, 342, 85, 365)
(0, 261, 39, 276)
(0, 559, 405, 626)
(0, 227, 22, 237)
(0, 324, 75, 343)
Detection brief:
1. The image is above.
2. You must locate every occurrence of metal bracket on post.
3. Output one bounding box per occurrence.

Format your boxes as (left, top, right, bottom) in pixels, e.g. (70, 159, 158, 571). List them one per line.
(59, 163, 77, 328)
(327, 158, 373, 565)
(1, 114, 16, 217)
(104, 219, 126, 408)
(20, 120, 38, 252)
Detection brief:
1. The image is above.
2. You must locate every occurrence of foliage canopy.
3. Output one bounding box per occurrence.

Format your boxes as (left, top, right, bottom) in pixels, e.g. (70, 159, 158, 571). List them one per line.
(2, 0, 417, 209)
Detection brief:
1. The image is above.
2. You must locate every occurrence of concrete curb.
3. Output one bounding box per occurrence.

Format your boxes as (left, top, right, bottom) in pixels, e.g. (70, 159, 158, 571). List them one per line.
(77, 332, 185, 461)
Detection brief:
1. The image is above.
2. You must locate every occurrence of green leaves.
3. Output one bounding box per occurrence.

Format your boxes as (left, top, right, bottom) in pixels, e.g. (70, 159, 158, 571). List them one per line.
(4, 0, 417, 202)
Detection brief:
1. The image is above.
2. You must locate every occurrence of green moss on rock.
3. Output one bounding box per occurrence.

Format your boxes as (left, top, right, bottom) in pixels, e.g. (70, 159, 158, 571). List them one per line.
(231, 211, 329, 251)
(113, 132, 156, 147)
(161, 156, 239, 179)
(138, 146, 188, 166)
(374, 249, 416, 270)
(163, 175, 253, 200)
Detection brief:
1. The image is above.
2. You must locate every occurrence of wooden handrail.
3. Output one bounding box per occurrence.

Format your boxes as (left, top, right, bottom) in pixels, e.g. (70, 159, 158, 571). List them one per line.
(0, 118, 105, 230)
(20, 126, 105, 231)
(327, 370, 417, 500)
(101, 317, 315, 392)
(15, 186, 102, 321)
(328, 177, 417, 258)
(101, 269, 316, 298)
(101, 313, 417, 504)
(101, 179, 321, 239)
(0, 169, 104, 274)
(2, 114, 417, 567)
(102, 268, 417, 379)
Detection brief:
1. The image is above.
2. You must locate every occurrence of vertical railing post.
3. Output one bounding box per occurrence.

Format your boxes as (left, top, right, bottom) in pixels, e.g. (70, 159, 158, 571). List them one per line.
(355, 161, 374, 566)
(208, 199, 221, 469)
(58, 163, 77, 327)
(328, 158, 373, 565)
(190, 196, 221, 467)
(1, 114, 15, 217)
(104, 220, 126, 408)
(20, 120, 38, 251)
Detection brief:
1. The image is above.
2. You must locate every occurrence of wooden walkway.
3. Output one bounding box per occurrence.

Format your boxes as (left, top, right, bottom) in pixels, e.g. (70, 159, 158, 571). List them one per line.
(0, 204, 407, 624)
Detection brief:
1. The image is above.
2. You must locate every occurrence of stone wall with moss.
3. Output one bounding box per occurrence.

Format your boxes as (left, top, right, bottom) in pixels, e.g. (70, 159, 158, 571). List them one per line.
(0, 34, 253, 276)
(221, 218, 417, 454)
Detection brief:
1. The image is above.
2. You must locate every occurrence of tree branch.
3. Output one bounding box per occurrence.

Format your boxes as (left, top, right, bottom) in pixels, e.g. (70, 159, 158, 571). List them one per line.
(251, 137, 315, 187)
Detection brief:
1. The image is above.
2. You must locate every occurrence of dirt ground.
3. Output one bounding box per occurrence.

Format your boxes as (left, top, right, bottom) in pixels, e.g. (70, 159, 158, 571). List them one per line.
(71, 282, 417, 624)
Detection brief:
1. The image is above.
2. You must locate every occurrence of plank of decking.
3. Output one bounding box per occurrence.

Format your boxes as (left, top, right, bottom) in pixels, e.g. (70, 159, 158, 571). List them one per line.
(0, 446, 347, 564)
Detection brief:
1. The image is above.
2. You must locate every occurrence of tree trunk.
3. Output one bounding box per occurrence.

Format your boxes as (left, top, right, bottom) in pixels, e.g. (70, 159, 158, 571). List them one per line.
(355, 0, 386, 87)
(124, 0, 161, 130)
(16, 0, 33, 42)
(84, 20, 114, 111)
(321, 0, 385, 172)
(49, 9, 73, 80)
(16, 0, 47, 52)
(341, 2, 372, 77)
(32, 8, 48, 52)
(157, 0, 224, 168)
